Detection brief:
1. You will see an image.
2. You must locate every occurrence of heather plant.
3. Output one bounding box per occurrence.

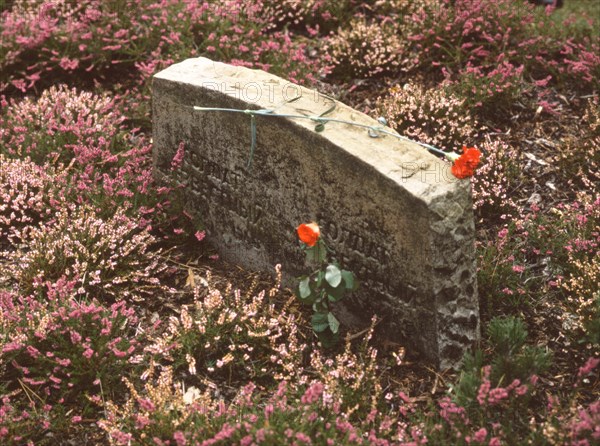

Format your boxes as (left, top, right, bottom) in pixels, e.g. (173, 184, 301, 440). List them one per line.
(0, 155, 66, 249)
(325, 17, 406, 80)
(447, 61, 529, 119)
(0, 393, 55, 445)
(146, 266, 308, 385)
(477, 204, 566, 313)
(0, 85, 154, 220)
(0, 0, 324, 100)
(0, 85, 197, 237)
(377, 82, 476, 152)
(404, 0, 599, 122)
(261, 0, 358, 33)
(470, 139, 520, 220)
(307, 321, 388, 423)
(477, 192, 599, 338)
(0, 84, 126, 166)
(100, 369, 405, 446)
(555, 193, 600, 345)
(408, 0, 540, 71)
(9, 205, 163, 302)
(539, 356, 600, 445)
(424, 316, 551, 445)
(551, 98, 600, 190)
(0, 280, 140, 423)
(0, 0, 195, 94)
(407, 0, 598, 84)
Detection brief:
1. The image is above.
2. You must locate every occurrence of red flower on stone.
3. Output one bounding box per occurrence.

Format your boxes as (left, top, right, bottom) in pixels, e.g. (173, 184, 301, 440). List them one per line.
(451, 146, 481, 179)
(297, 222, 320, 247)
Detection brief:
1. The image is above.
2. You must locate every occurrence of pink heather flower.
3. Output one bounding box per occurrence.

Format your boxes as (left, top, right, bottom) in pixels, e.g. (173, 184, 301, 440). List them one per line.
(71, 415, 82, 423)
(171, 142, 185, 170)
(512, 265, 525, 273)
(59, 57, 79, 70)
(488, 388, 509, 405)
(301, 382, 324, 405)
(488, 438, 501, 446)
(474, 427, 487, 443)
(578, 357, 600, 379)
(398, 391, 411, 403)
(264, 403, 274, 418)
(515, 384, 529, 396)
(49, 375, 62, 384)
(477, 367, 492, 405)
(26, 346, 40, 359)
(138, 398, 156, 412)
(195, 230, 206, 242)
(135, 414, 151, 429)
(530, 375, 539, 386)
(173, 431, 186, 446)
(296, 432, 312, 444)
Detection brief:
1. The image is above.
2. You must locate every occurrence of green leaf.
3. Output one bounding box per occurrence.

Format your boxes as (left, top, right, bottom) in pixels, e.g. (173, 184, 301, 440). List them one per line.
(315, 123, 325, 132)
(298, 277, 311, 299)
(326, 280, 345, 301)
(325, 264, 342, 288)
(327, 290, 343, 302)
(341, 270, 357, 290)
(328, 312, 340, 334)
(312, 313, 329, 333)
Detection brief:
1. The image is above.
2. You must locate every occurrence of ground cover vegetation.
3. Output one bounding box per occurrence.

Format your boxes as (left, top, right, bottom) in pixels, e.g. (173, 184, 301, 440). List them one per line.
(0, 0, 598, 444)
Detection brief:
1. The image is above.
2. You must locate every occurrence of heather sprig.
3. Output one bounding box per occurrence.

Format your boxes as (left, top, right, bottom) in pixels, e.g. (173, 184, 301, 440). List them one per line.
(8, 205, 164, 302)
(377, 82, 476, 152)
(448, 61, 529, 119)
(325, 17, 406, 80)
(0, 155, 67, 250)
(0, 84, 127, 166)
(145, 265, 307, 384)
(0, 281, 140, 419)
(470, 139, 520, 220)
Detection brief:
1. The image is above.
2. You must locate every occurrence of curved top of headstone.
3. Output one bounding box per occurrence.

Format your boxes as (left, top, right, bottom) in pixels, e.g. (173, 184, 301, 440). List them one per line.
(154, 57, 463, 206)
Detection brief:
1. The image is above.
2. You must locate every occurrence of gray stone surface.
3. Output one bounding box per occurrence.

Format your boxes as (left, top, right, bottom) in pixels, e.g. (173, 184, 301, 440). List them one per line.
(152, 57, 479, 369)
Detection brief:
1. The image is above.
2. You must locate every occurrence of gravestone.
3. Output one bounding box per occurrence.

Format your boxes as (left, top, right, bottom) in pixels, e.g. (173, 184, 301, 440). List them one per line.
(152, 57, 479, 369)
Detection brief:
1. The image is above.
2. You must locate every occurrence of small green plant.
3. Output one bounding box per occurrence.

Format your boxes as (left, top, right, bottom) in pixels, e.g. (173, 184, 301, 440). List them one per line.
(452, 316, 551, 408)
(295, 222, 358, 346)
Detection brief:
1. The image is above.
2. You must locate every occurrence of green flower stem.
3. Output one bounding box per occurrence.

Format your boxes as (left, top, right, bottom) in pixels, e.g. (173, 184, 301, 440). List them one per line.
(193, 106, 455, 160)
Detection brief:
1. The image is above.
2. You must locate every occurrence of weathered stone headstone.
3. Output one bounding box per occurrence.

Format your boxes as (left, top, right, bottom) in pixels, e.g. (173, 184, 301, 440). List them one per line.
(152, 57, 479, 369)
